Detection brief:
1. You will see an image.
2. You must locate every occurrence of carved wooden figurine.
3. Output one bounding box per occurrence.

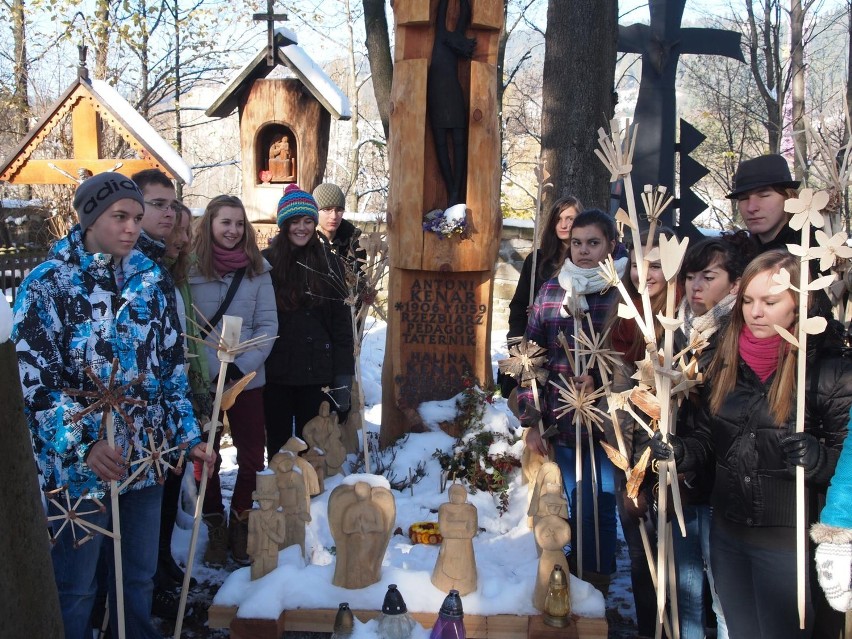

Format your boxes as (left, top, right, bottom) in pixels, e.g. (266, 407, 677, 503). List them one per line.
(269, 450, 312, 558)
(431, 484, 478, 595)
(521, 426, 550, 486)
(527, 461, 565, 533)
(269, 134, 295, 182)
(328, 480, 396, 589)
(247, 471, 287, 580)
(303, 401, 346, 477)
(303, 447, 326, 493)
(533, 499, 572, 611)
(278, 437, 322, 502)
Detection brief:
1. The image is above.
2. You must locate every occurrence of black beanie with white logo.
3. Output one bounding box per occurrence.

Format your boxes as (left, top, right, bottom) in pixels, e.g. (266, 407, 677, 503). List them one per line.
(72, 172, 145, 232)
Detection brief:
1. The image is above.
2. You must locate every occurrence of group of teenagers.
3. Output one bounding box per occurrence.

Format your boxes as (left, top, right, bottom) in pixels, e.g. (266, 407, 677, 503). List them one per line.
(505, 153, 852, 639)
(12, 169, 358, 638)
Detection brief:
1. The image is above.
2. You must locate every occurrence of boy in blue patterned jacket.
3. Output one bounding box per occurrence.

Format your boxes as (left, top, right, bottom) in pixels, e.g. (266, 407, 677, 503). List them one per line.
(12, 172, 214, 639)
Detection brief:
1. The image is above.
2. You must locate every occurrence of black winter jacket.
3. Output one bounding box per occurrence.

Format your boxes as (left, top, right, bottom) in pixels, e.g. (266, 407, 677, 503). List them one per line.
(262, 245, 355, 387)
(681, 327, 852, 529)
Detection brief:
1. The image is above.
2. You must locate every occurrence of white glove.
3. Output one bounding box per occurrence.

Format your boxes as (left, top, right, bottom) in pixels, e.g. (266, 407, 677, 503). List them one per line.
(815, 542, 852, 612)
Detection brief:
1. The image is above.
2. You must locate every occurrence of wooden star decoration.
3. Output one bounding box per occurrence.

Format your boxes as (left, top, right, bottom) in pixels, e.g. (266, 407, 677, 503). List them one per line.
(119, 427, 187, 492)
(498, 339, 548, 388)
(573, 319, 621, 380)
(45, 486, 115, 547)
(64, 359, 146, 438)
(549, 374, 608, 430)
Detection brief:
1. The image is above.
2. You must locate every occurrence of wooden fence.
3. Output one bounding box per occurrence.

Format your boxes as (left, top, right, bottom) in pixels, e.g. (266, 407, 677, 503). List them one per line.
(0, 251, 48, 304)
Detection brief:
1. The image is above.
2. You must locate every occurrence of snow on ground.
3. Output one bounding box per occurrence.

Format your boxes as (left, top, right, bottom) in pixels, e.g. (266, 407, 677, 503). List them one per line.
(171, 318, 637, 635)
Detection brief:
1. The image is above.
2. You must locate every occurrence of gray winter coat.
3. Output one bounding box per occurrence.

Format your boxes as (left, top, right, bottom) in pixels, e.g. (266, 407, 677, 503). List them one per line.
(189, 260, 277, 391)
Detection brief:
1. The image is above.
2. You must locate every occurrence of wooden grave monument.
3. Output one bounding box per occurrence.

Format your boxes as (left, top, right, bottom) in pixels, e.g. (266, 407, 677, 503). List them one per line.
(205, 27, 351, 224)
(380, 0, 503, 445)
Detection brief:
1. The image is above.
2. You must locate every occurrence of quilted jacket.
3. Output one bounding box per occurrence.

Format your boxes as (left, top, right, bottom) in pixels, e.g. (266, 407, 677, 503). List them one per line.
(682, 326, 852, 528)
(12, 225, 201, 498)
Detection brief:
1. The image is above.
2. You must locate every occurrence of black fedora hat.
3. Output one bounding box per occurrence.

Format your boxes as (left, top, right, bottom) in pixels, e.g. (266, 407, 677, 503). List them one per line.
(727, 154, 800, 199)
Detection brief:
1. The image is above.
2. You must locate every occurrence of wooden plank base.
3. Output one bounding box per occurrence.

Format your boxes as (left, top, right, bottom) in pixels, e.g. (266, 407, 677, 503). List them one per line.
(207, 605, 607, 638)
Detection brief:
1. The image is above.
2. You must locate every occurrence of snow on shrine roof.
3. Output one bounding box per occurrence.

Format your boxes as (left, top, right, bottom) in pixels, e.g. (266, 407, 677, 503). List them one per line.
(90, 80, 193, 185)
(206, 27, 351, 121)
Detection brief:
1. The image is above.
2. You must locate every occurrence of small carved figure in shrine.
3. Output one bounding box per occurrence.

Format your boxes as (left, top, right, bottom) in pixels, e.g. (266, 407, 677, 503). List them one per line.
(431, 484, 478, 595)
(247, 471, 287, 580)
(269, 134, 295, 182)
(329, 480, 395, 589)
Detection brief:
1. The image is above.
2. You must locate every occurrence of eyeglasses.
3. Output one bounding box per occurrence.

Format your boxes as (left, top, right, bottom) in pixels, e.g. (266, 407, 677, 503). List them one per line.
(144, 200, 180, 212)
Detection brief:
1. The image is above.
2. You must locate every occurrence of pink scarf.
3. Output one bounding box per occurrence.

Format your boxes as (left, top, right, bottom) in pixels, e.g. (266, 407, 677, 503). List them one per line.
(212, 244, 250, 276)
(739, 324, 783, 382)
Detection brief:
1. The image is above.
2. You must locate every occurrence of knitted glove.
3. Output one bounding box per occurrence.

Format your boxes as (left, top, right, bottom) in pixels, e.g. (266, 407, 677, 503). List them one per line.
(649, 431, 684, 465)
(780, 432, 822, 474)
(815, 541, 852, 612)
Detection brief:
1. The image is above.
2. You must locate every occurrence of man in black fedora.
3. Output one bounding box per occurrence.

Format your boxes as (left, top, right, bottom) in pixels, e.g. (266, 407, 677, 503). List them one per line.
(728, 153, 800, 253)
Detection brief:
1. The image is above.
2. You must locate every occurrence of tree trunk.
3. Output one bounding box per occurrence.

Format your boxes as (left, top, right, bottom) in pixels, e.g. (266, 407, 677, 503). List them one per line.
(345, 0, 361, 211)
(93, 0, 111, 81)
(362, 0, 393, 140)
(540, 0, 617, 212)
(0, 340, 63, 634)
(791, 0, 807, 180)
(173, 0, 183, 198)
(11, 0, 31, 200)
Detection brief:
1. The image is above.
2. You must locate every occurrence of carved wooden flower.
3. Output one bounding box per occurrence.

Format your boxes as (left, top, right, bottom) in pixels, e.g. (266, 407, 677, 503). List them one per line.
(498, 340, 548, 387)
(594, 120, 635, 182)
(598, 256, 623, 291)
(640, 185, 674, 225)
(768, 268, 800, 295)
(810, 230, 852, 273)
(785, 188, 829, 231)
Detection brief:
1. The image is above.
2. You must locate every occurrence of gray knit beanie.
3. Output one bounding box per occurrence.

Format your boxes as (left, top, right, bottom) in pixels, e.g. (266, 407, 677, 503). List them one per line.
(73, 172, 145, 232)
(312, 183, 345, 211)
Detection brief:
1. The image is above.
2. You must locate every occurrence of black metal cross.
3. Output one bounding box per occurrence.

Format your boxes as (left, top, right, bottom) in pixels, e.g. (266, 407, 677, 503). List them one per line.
(618, 0, 744, 225)
(253, 0, 288, 67)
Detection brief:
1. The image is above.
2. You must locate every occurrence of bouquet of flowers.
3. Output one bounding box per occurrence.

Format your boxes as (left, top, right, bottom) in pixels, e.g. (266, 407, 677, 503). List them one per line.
(422, 203, 467, 239)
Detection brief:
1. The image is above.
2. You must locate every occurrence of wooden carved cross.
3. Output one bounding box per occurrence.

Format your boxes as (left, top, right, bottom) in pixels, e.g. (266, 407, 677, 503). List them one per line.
(253, 0, 288, 67)
(618, 0, 744, 223)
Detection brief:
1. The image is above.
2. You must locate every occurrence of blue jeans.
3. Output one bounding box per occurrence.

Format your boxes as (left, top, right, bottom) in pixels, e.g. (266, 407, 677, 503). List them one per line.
(49, 484, 163, 639)
(673, 504, 728, 639)
(554, 442, 617, 575)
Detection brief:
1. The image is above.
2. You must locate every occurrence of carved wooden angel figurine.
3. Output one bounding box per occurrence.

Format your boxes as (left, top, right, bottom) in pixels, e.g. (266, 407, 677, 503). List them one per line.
(303, 401, 347, 477)
(247, 471, 286, 580)
(269, 450, 312, 558)
(329, 480, 396, 589)
(527, 461, 566, 536)
(533, 496, 572, 611)
(431, 484, 478, 595)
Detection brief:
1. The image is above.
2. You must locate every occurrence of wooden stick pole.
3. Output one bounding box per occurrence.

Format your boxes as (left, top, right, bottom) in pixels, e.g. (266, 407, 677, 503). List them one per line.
(105, 410, 125, 639)
(174, 316, 242, 639)
(796, 228, 811, 630)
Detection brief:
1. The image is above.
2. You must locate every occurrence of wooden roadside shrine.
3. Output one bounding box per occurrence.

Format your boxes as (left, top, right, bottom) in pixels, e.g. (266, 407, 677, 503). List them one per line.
(381, 0, 503, 445)
(205, 27, 351, 224)
(0, 47, 192, 187)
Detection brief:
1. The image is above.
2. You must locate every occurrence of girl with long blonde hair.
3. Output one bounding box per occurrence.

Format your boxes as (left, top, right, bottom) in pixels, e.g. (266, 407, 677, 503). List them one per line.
(652, 249, 852, 638)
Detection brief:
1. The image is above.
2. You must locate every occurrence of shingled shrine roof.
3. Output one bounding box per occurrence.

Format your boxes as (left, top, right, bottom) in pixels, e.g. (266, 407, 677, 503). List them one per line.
(205, 27, 351, 121)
